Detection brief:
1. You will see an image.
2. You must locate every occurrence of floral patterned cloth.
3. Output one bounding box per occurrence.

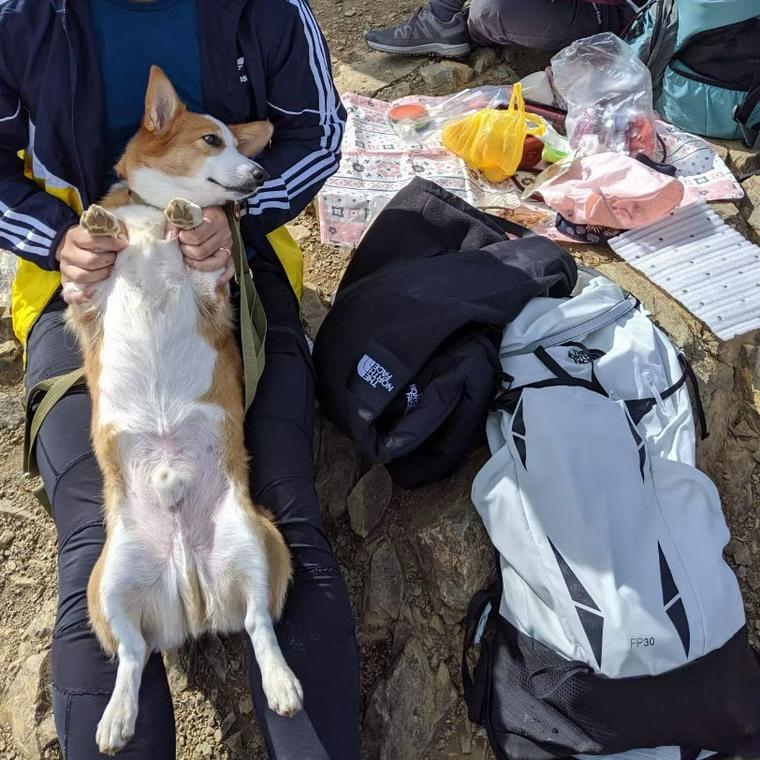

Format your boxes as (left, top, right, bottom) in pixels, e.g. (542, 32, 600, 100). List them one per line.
(318, 92, 743, 247)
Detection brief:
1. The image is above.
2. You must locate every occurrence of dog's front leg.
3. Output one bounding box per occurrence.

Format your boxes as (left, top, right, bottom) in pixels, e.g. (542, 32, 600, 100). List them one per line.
(96, 604, 149, 755)
(245, 595, 303, 718)
(164, 197, 203, 230)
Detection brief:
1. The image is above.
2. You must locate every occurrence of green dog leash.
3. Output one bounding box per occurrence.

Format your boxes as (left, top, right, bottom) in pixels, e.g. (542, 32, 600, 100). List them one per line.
(23, 199, 267, 516)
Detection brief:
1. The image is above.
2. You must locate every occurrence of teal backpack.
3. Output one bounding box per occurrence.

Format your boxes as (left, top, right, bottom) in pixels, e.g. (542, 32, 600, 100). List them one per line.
(624, 0, 760, 147)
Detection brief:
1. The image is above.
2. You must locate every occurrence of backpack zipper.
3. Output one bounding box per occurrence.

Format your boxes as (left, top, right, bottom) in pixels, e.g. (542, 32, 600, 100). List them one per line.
(500, 296, 639, 358)
(669, 60, 752, 93)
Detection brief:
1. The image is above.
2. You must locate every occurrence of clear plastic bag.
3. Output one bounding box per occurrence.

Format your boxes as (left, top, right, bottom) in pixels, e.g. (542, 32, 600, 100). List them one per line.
(441, 84, 546, 183)
(551, 32, 657, 157)
(389, 85, 512, 143)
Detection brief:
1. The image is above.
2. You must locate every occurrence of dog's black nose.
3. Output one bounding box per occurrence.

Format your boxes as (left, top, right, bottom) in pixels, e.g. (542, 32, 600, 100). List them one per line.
(250, 165, 269, 185)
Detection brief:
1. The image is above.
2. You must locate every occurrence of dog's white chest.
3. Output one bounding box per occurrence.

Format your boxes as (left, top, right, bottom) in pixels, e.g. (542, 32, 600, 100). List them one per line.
(96, 214, 217, 434)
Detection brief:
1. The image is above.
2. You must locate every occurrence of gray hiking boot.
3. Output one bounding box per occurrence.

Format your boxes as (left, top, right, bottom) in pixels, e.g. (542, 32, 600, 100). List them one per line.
(365, 6, 471, 58)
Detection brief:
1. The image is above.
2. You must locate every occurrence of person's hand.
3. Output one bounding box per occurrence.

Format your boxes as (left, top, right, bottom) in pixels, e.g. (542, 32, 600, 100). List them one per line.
(170, 206, 235, 285)
(56, 224, 128, 304)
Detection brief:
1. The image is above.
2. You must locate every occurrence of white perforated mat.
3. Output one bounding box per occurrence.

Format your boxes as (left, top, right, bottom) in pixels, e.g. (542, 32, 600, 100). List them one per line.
(609, 201, 760, 341)
(575, 747, 715, 760)
(576, 749, 715, 760)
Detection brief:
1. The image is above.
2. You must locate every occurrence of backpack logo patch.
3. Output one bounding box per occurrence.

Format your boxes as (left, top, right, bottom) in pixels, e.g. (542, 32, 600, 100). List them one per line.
(404, 383, 420, 414)
(237, 56, 249, 84)
(568, 347, 605, 365)
(357, 355, 395, 392)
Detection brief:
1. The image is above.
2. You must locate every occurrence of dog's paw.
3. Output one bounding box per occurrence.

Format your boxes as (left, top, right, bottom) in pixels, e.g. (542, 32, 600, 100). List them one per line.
(262, 662, 303, 718)
(165, 198, 203, 230)
(95, 695, 138, 755)
(80, 204, 120, 237)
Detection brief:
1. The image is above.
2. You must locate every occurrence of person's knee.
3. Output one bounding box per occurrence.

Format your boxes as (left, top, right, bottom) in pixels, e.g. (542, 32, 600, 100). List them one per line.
(275, 564, 356, 651)
(270, 519, 355, 650)
(467, 0, 515, 46)
(468, 0, 569, 51)
(55, 521, 105, 637)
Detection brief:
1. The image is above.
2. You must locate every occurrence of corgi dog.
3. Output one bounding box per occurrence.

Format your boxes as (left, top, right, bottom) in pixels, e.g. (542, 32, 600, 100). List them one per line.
(65, 66, 302, 755)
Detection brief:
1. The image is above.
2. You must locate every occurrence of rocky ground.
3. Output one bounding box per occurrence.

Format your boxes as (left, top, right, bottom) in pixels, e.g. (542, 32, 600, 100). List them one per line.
(1, 2, 760, 759)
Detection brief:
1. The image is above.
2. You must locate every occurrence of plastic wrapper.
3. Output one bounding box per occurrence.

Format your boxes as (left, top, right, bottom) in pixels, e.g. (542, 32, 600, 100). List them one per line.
(441, 84, 545, 183)
(536, 122, 570, 163)
(551, 32, 657, 157)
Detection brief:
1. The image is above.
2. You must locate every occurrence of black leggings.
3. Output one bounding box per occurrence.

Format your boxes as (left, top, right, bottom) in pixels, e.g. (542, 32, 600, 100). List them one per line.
(25, 251, 361, 759)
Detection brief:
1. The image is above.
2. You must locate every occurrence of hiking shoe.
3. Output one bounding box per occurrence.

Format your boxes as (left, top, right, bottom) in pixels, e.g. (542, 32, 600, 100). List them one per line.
(365, 6, 471, 58)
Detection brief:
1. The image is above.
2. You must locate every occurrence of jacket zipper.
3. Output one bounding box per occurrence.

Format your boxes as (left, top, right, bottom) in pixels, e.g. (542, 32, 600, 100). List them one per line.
(61, 0, 88, 207)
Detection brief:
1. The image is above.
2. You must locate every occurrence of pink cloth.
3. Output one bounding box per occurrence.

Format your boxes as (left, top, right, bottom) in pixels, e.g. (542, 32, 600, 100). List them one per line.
(539, 153, 685, 230)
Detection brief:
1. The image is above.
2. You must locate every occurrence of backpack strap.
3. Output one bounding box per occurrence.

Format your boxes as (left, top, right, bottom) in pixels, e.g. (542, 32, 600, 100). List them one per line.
(495, 346, 709, 440)
(462, 582, 500, 724)
(225, 201, 268, 414)
(624, 353, 709, 440)
(23, 367, 87, 515)
(733, 69, 760, 150)
(494, 344, 610, 413)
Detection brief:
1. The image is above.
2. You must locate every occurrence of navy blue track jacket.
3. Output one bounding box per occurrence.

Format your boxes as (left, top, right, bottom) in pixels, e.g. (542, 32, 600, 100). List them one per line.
(0, 0, 346, 271)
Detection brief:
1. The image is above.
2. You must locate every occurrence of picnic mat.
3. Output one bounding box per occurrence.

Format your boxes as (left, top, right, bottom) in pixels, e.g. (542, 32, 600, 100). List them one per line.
(609, 201, 760, 341)
(317, 91, 744, 248)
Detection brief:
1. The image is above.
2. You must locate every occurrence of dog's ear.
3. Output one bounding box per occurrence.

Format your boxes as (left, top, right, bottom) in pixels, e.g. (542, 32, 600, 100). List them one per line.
(144, 66, 182, 135)
(229, 121, 274, 157)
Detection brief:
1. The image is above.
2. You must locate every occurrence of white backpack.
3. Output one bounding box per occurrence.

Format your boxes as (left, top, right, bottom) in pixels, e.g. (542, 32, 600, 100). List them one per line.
(465, 271, 760, 760)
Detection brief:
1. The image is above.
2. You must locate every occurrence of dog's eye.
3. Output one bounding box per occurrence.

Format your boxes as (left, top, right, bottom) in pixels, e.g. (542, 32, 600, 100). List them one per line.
(202, 134, 223, 147)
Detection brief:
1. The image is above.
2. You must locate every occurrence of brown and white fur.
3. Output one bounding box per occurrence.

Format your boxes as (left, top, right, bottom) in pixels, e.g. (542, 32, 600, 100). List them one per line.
(66, 66, 301, 755)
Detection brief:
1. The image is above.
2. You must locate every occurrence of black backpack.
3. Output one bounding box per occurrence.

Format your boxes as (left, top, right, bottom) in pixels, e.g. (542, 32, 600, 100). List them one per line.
(624, 0, 760, 145)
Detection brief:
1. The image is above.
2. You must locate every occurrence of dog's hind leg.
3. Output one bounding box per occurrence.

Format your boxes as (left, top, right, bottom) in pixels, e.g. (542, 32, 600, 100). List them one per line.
(95, 604, 149, 755)
(93, 523, 152, 755)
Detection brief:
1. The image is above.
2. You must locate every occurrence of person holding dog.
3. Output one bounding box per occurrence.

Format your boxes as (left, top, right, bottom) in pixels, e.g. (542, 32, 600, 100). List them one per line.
(0, 0, 359, 758)
(365, 0, 639, 58)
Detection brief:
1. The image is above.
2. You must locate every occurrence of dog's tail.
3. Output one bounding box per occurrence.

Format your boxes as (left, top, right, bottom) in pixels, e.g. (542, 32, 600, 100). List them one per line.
(151, 463, 189, 511)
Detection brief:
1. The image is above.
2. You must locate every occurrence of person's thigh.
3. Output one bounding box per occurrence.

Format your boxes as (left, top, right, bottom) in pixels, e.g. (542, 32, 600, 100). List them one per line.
(243, 258, 361, 759)
(26, 297, 175, 760)
(468, 0, 629, 51)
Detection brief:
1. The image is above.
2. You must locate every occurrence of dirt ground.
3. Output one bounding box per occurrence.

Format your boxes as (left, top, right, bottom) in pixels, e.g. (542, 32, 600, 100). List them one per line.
(1, 2, 759, 759)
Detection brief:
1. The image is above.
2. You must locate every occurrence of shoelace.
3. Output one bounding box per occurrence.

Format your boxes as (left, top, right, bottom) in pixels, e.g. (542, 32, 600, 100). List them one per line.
(397, 6, 425, 36)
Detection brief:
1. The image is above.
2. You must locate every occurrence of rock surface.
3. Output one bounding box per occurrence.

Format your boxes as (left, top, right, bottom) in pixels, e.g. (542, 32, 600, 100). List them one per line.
(347, 464, 393, 538)
(414, 471, 494, 624)
(0, 395, 23, 432)
(1, 6, 760, 760)
(741, 175, 760, 242)
(314, 416, 366, 519)
(420, 60, 474, 91)
(363, 540, 405, 630)
(0, 651, 56, 759)
(365, 638, 457, 760)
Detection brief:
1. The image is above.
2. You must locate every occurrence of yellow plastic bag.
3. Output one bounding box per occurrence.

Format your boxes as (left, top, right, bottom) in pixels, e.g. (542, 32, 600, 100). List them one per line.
(442, 83, 545, 183)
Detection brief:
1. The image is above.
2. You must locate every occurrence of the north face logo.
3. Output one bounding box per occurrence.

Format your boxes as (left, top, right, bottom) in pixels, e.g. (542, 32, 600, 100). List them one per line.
(237, 56, 249, 83)
(568, 347, 605, 365)
(404, 383, 420, 414)
(357, 355, 395, 392)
